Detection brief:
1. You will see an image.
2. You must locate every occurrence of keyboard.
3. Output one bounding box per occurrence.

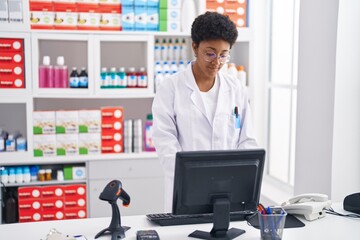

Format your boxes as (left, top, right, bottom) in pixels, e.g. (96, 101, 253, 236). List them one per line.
(146, 211, 254, 226)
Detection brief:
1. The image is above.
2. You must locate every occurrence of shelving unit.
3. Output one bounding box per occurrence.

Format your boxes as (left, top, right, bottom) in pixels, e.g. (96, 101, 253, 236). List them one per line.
(0, 0, 255, 224)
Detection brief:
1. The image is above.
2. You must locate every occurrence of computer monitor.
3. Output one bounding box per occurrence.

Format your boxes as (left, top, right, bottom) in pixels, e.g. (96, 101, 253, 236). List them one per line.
(172, 149, 265, 240)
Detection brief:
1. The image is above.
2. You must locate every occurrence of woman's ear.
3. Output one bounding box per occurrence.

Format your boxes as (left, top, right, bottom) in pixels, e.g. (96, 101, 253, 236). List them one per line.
(192, 42, 198, 57)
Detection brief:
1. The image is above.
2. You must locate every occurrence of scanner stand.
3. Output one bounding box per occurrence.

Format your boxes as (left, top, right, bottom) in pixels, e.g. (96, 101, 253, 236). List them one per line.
(188, 198, 245, 240)
(95, 201, 130, 240)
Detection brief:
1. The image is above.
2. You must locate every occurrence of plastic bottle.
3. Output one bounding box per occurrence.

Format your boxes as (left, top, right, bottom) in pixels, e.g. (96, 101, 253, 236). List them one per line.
(8, 167, 15, 184)
(38, 169, 45, 181)
(109, 67, 118, 88)
(118, 67, 127, 88)
(170, 61, 178, 74)
(160, 38, 168, 61)
(180, 38, 188, 61)
(178, 60, 186, 72)
(69, 67, 80, 88)
(137, 67, 148, 88)
(237, 65, 247, 86)
(78, 67, 88, 88)
(39, 56, 54, 88)
(127, 67, 137, 88)
(23, 166, 31, 183)
(181, 0, 197, 33)
(30, 165, 38, 181)
(45, 169, 52, 181)
(144, 114, 155, 152)
(155, 71, 164, 91)
(5, 191, 17, 223)
(54, 56, 68, 88)
(100, 67, 109, 88)
(174, 38, 180, 62)
(133, 119, 142, 152)
(1, 168, 9, 184)
(154, 38, 161, 61)
(167, 38, 174, 61)
(15, 167, 23, 183)
(162, 61, 170, 73)
(16, 137, 26, 151)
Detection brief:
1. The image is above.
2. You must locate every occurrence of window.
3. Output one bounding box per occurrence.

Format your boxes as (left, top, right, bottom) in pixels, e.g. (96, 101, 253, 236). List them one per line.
(267, 0, 300, 186)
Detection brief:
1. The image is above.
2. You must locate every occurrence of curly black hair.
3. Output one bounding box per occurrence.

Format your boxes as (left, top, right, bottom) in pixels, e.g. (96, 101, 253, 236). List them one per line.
(191, 11, 238, 48)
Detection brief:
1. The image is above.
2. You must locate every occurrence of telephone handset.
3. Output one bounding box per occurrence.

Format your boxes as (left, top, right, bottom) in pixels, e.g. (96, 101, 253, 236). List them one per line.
(281, 193, 332, 221)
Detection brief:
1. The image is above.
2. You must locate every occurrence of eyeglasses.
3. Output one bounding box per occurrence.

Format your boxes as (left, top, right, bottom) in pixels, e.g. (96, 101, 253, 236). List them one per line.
(200, 51, 231, 64)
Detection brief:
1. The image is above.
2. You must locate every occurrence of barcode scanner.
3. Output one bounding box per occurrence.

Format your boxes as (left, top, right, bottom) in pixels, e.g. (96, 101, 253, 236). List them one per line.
(99, 180, 131, 206)
(95, 180, 131, 240)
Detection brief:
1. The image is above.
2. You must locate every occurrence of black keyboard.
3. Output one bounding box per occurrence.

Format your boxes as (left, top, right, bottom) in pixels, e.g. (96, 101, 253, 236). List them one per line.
(146, 211, 254, 226)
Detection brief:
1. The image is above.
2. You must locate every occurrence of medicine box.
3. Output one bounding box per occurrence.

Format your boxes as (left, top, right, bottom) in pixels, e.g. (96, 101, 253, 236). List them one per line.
(77, 4, 101, 30)
(146, 7, 158, 31)
(64, 208, 87, 219)
(121, 6, 135, 31)
(0, 0, 8, 23)
(29, 1, 55, 30)
(53, 2, 77, 30)
(78, 133, 101, 155)
(42, 210, 65, 221)
(56, 110, 79, 134)
(159, 8, 180, 21)
(72, 166, 86, 180)
(159, 20, 180, 32)
(135, 6, 147, 31)
(147, 0, 159, 7)
(33, 134, 56, 157)
(56, 134, 79, 156)
(101, 106, 124, 120)
(99, 5, 122, 31)
(78, 110, 101, 133)
(33, 111, 56, 134)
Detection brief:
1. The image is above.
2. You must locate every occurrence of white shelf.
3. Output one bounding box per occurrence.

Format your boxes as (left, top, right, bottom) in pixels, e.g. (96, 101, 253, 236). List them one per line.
(0, 152, 158, 166)
(3, 179, 87, 187)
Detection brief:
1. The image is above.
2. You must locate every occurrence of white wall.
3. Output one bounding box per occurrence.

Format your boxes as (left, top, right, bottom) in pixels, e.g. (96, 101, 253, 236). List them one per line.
(331, 0, 360, 201)
(295, 0, 360, 201)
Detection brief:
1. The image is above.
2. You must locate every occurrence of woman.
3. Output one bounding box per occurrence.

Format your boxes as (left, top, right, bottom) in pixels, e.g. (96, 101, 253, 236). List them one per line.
(152, 12, 258, 212)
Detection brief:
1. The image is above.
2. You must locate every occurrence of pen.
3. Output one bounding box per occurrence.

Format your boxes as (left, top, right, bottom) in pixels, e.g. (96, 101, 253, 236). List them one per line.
(234, 106, 238, 117)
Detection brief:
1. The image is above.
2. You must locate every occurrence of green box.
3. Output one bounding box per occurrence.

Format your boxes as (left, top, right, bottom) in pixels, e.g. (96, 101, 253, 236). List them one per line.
(64, 166, 73, 180)
(159, 0, 167, 9)
(159, 20, 167, 31)
(159, 8, 167, 21)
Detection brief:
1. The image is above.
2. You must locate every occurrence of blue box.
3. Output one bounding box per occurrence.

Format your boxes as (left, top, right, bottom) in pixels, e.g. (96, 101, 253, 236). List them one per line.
(122, 0, 134, 7)
(134, 0, 147, 7)
(147, 7, 158, 31)
(122, 6, 135, 31)
(135, 6, 147, 31)
(147, 0, 159, 8)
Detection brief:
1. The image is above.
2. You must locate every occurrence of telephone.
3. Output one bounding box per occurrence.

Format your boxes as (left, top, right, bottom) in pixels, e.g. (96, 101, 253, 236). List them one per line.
(281, 193, 332, 221)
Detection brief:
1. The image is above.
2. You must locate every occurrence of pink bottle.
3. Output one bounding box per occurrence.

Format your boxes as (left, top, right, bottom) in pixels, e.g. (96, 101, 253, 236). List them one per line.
(144, 114, 155, 151)
(54, 56, 68, 88)
(39, 56, 54, 88)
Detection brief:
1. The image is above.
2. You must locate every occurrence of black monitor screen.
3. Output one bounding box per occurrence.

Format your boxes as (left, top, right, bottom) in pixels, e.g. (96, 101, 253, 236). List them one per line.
(173, 149, 265, 215)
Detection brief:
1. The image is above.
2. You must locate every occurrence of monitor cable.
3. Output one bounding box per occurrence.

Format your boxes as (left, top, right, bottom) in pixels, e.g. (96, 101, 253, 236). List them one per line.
(325, 207, 360, 219)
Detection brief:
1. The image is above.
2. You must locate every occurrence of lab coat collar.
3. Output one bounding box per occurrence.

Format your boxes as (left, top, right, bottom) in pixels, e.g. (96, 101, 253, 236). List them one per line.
(184, 62, 233, 126)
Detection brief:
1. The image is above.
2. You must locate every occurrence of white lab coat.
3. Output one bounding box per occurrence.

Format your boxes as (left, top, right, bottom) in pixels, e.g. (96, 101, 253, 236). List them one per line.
(152, 63, 258, 212)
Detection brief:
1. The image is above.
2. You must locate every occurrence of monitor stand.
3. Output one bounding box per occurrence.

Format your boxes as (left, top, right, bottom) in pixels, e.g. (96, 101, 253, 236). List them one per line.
(188, 198, 245, 240)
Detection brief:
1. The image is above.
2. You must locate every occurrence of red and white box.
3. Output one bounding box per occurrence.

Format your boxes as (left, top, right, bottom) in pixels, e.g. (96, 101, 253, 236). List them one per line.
(29, 1, 55, 30)
(101, 107, 124, 120)
(18, 210, 42, 223)
(42, 198, 65, 210)
(206, 0, 226, 14)
(18, 199, 42, 212)
(42, 210, 65, 221)
(101, 130, 123, 142)
(0, 73, 24, 88)
(64, 195, 86, 209)
(101, 141, 123, 153)
(64, 207, 87, 219)
(225, 0, 247, 28)
(99, 4, 122, 31)
(41, 185, 64, 198)
(101, 118, 123, 131)
(0, 52, 24, 64)
(63, 184, 87, 196)
(77, 3, 100, 30)
(0, 38, 24, 52)
(18, 187, 42, 200)
(53, 0, 78, 30)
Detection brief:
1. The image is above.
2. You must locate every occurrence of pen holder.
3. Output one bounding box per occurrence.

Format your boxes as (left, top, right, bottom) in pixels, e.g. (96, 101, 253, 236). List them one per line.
(258, 207, 287, 240)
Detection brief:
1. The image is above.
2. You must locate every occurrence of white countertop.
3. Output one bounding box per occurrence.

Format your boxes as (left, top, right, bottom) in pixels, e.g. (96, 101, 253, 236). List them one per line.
(0, 203, 358, 240)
